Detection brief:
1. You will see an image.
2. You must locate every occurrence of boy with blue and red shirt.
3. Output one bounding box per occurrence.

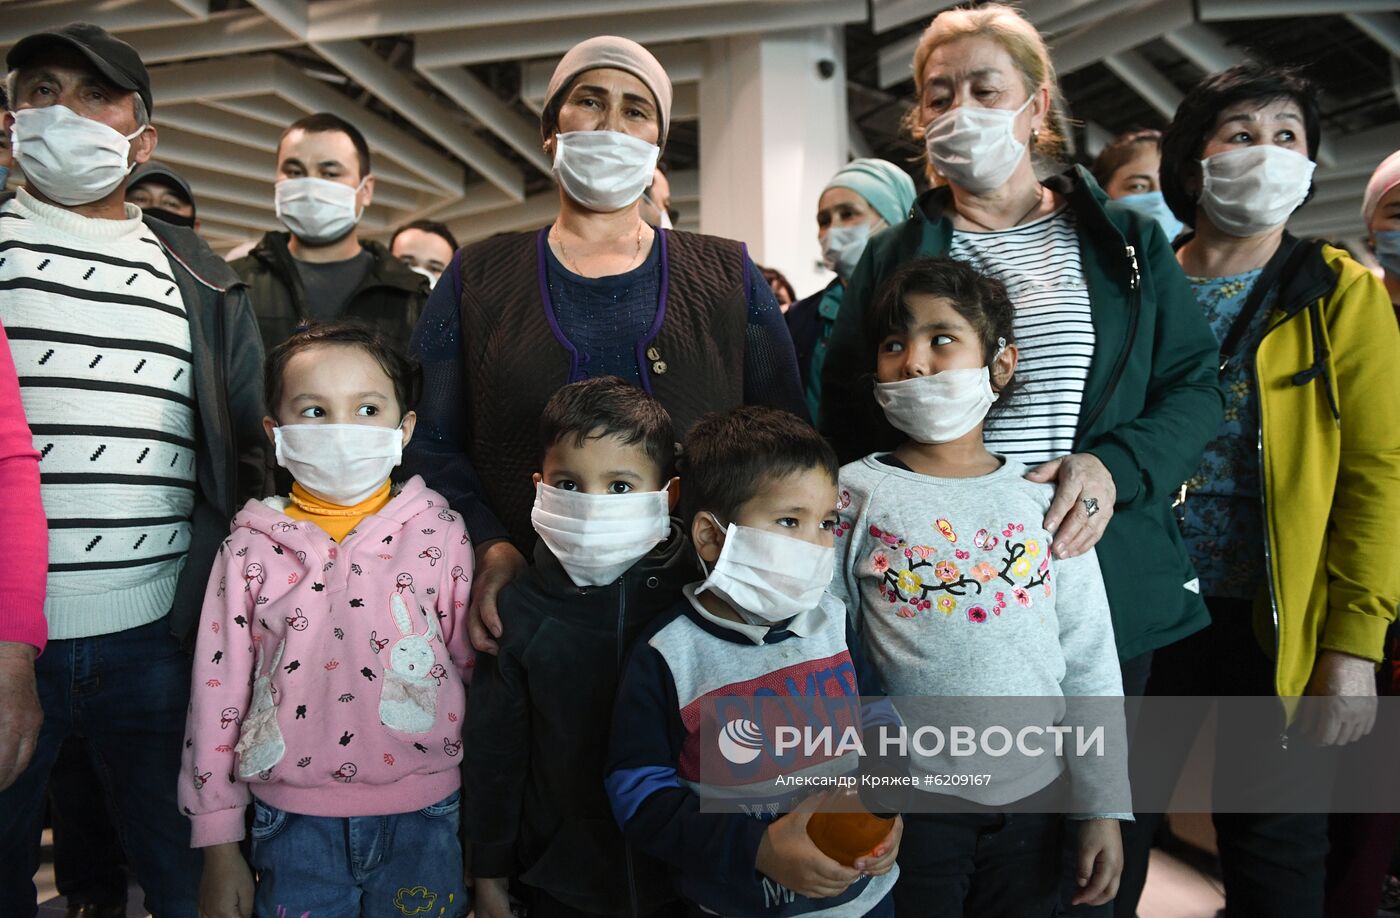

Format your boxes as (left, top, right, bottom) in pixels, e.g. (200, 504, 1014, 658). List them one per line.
(606, 406, 902, 918)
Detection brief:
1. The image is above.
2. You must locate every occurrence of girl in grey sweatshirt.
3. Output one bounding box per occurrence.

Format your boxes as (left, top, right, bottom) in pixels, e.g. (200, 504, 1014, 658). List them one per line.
(827, 257, 1127, 916)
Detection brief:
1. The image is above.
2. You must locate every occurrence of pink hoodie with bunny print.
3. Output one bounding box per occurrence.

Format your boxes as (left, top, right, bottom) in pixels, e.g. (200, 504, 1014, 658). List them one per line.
(179, 475, 474, 848)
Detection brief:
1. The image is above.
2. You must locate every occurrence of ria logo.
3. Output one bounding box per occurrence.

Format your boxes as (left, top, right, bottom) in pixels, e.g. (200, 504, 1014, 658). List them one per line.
(718, 718, 764, 765)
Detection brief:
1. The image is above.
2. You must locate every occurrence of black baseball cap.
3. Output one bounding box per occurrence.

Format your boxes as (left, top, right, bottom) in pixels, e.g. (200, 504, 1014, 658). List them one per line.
(6, 23, 152, 116)
(129, 162, 196, 214)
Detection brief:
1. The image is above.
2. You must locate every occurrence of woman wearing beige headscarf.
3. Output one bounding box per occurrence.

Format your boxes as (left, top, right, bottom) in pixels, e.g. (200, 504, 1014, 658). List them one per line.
(403, 36, 805, 649)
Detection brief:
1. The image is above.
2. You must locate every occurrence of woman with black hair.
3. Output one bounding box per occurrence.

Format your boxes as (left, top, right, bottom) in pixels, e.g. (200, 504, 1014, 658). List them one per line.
(1116, 63, 1400, 916)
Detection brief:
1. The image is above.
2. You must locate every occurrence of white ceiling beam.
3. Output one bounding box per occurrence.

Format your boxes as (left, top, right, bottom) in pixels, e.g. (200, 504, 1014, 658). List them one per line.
(415, 0, 867, 68)
(1039, 0, 1152, 37)
(849, 118, 874, 160)
(113, 10, 302, 65)
(164, 0, 211, 16)
(521, 41, 706, 101)
(1199, 0, 1400, 17)
(1052, 0, 1193, 75)
(446, 192, 561, 245)
(192, 198, 283, 232)
(1289, 196, 1366, 235)
(305, 0, 762, 43)
(1161, 23, 1247, 72)
(146, 54, 278, 104)
(268, 57, 465, 195)
(413, 184, 520, 223)
(1331, 122, 1400, 169)
(0, 0, 186, 44)
(871, 0, 949, 34)
(877, 32, 921, 88)
(150, 163, 275, 210)
(154, 126, 278, 182)
(157, 103, 285, 150)
(147, 56, 465, 197)
(416, 65, 552, 176)
(311, 40, 525, 200)
(1347, 13, 1400, 59)
(1103, 51, 1184, 118)
(208, 96, 313, 129)
(666, 170, 698, 202)
(242, 0, 309, 39)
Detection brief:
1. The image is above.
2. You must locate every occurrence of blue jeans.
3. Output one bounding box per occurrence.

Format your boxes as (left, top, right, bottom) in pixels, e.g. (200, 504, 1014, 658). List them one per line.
(0, 618, 201, 918)
(250, 791, 469, 918)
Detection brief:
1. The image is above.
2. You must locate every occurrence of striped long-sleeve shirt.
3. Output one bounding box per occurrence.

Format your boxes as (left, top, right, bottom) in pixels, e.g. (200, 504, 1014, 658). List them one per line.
(0, 189, 195, 639)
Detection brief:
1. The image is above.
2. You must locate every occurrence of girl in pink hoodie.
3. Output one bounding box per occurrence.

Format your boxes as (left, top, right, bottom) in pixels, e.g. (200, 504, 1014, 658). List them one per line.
(181, 323, 474, 918)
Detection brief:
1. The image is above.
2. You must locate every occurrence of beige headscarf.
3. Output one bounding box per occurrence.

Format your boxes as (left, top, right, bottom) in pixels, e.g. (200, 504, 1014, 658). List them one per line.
(541, 36, 673, 149)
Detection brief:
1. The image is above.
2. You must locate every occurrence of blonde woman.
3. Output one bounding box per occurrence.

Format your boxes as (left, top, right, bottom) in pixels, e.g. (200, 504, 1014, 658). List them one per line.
(818, 5, 1223, 913)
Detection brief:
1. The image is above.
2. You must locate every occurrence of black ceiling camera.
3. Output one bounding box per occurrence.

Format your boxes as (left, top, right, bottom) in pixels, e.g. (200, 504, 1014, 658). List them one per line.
(817, 59, 837, 80)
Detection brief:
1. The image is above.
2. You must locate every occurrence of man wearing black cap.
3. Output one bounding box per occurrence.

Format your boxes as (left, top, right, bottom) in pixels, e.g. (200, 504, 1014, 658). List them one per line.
(127, 160, 199, 231)
(0, 23, 266, 918)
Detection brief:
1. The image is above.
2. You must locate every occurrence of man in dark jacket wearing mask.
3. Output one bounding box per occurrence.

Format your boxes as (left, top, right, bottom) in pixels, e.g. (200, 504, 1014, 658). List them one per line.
(0, 23, 266, 917)
(232, 111, 428, 352)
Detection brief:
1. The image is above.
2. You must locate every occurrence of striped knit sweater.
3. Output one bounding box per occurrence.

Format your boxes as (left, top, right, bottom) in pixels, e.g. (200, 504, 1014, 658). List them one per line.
(0, 189, 195, 639)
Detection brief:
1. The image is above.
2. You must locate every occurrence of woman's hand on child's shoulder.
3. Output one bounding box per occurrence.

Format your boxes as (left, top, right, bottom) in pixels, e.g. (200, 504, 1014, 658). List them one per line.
(853, 814, 902, 877)
(756, 792, 862, 899)
(198, 842, 254, 918)
(1071, 817, 1124, 907)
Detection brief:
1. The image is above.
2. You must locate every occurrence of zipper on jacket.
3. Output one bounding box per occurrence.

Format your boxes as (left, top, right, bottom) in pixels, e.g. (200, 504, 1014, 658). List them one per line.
(1253, 325, 1288, 750)
(1077, 244, 1141, 436)
(617, 585, 642, 918)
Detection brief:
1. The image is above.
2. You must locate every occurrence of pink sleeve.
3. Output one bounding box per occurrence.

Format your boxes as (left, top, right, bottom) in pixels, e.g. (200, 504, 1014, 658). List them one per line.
(438, 515, 475, 684)
(0, 319, 47, 652)
(179, 536, 257, 847)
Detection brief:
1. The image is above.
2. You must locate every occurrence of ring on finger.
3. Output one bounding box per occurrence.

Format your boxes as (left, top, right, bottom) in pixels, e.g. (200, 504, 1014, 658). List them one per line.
(1082, 496, 1100, 518)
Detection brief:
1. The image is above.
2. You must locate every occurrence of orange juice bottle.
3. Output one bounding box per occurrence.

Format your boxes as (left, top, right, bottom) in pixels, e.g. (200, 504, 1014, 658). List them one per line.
(806, 787, 895, 867)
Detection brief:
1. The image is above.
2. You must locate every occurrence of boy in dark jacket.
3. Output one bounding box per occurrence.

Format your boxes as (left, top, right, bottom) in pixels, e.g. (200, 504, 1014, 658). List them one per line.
(463, 376, 689, 918)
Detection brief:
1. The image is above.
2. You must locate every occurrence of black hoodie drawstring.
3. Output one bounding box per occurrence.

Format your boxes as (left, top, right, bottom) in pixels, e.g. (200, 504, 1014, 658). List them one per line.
(1290, 300, 1340, 425)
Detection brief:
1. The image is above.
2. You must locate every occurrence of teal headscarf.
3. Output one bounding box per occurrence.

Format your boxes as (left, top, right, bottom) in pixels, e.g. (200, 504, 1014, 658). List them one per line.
(823, 158, 917, 228)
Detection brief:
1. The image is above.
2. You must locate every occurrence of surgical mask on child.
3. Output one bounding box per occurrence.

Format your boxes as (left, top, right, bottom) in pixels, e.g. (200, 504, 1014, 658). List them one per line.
(408, 265, 439, 288)
(1198, 146, 1315, 238)
(822, 223, 873, 279)
(273, 422, 403, 506)
(697, 516, 835, 624)
(1372, 230, 1400, 277)
(275, 176, 367, 245)
(530, 481, 671, 587)
(1117, 191, 1184, 241)
(874, 341, 1005, 444)
(552, 130, 660, 212)
(924, 96, 1033, 194)
(11, 105, 145, 206)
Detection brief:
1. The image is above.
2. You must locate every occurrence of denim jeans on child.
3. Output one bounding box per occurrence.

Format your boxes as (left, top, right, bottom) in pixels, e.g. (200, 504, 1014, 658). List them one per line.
(0, 617, 201, 918)
(250, 790, 470, 918)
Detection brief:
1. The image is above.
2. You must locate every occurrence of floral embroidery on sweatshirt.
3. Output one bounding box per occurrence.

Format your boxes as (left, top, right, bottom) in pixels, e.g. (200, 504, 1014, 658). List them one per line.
(861, 520, 1051, 621)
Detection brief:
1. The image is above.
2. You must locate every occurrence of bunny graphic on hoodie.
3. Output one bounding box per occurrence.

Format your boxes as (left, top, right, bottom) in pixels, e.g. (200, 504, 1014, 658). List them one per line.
(179, 475, 474, 848)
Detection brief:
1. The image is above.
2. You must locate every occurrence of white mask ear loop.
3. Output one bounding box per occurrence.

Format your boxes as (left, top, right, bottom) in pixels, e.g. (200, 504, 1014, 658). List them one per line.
(696, 511, 727, 578)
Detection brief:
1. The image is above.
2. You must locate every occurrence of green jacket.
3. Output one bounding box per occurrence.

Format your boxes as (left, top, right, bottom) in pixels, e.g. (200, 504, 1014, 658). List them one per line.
(1251, 239, 1400, 697)
(232, 231, 428, 352)
(820, 166, 1224, 660)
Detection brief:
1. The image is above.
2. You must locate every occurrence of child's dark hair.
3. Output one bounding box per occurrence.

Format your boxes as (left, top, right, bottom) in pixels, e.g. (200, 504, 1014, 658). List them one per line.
(679, 407, 837, 525)
(864, 256, 1018, 408)
(539, 376, 676, 476)
(264, 321, 422, 419)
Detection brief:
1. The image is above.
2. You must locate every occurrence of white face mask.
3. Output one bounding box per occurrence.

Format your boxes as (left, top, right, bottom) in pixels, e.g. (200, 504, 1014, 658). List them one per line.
(875, 359, 1000, 444)
(697, 517, 835, 624)
(924, 96, 1033, 194)
(822, 223, 874, 279)
(274, 423, 402, 506)
(552, 131, 660, 213)
(1117, 191, 1184, 242)
(1198, 146, 1315, 238)
(275, 176, 366, 245)
(408, 265, 439, 288)
(530, 482, 671, 587)
(11, 105, 145, 206)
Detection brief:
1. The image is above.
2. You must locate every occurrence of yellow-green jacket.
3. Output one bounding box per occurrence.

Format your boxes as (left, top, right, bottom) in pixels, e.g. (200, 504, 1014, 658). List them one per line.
(1256, 239, 1400, 697)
